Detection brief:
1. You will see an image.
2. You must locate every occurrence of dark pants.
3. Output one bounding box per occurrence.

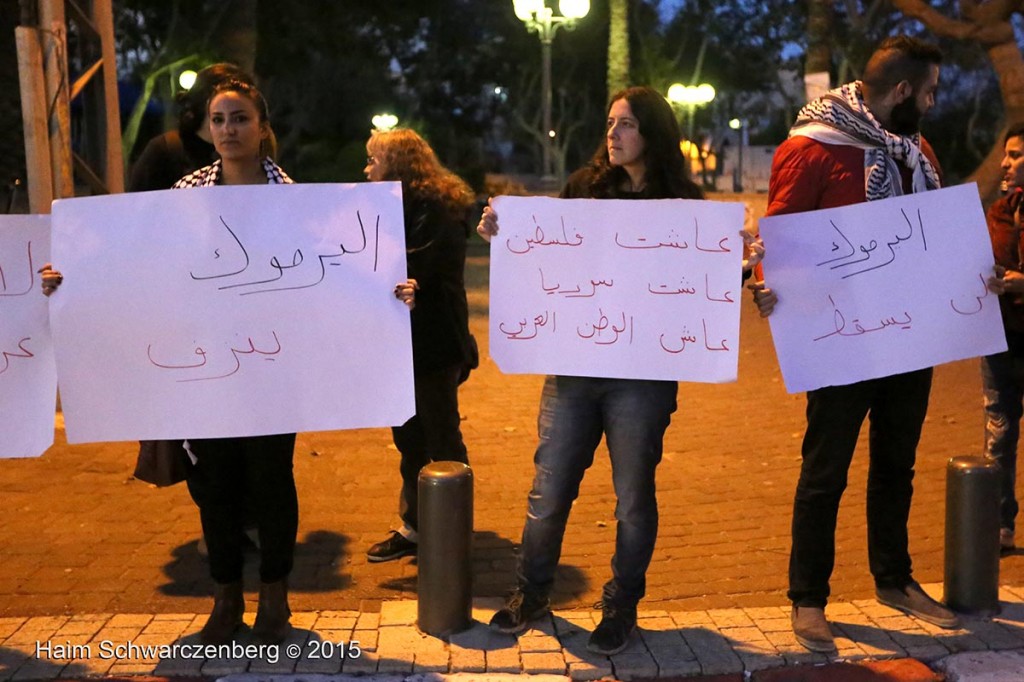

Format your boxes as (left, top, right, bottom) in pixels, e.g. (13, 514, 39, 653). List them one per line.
(187, 433, 298, 585)
(393, 365, 469, 534)
(982, 348, 1024, 531)
(517, 376, 678, 608)
(788, 368, 932, 608)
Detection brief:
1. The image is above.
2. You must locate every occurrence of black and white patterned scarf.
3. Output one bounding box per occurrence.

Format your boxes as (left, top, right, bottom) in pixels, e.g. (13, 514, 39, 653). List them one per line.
(172, 158, 293, 188)
(790, 81, 940, 201)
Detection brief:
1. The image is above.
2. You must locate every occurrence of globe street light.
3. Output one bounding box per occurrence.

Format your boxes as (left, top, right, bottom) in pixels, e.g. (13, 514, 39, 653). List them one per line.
(372, 113, 399, 132)
(178, 70, 198, 91)
(513, 0, 590, 182)
(666, 82, 716, 140)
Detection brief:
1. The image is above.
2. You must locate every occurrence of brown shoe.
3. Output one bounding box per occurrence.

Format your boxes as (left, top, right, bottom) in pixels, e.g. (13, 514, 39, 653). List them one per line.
(200, 581, 244, 644)
(791, 606, 836, 653)
(253, 579, 292, 644)
(876, 582, 960, 628)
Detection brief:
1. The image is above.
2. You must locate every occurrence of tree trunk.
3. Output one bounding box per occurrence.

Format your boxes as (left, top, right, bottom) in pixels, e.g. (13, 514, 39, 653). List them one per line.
(607, 0, 629, 101)
(216, 0, 258, 75)
(1, 0, 25, 211)
(806, 0, 831, 73)
(889, 0, 1024, 199)
(805, 0, 832, 101)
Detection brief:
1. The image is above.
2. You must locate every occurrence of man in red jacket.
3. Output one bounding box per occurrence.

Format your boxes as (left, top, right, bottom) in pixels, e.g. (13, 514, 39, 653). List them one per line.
(751, 36, 959, 653)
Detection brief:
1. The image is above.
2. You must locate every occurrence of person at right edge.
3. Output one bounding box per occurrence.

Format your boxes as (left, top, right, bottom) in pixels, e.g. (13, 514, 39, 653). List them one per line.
(982, 123, 1024, 553)
(749, 36, 960, 654)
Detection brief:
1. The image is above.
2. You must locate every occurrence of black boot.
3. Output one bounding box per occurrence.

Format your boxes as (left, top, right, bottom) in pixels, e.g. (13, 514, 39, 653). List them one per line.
(253, 579, 291, 644)
(199, 581, 244, 644)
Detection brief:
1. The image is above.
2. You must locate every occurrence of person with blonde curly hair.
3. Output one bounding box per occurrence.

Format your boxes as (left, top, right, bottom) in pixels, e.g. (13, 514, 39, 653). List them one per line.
(363, 129, 478, 562)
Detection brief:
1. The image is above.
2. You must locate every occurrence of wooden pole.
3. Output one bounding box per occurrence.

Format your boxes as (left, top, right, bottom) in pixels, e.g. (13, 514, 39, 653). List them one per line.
(92, 0, 123, 193)
(15, 26, 53, 214)
(39, 0, 73, 199)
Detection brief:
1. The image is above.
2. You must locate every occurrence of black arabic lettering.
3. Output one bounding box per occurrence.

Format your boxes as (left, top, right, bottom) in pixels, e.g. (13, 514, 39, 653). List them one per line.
(816, 221, 856, 266)
(191, 216, 251, 281)
(823, 211, 920, 279)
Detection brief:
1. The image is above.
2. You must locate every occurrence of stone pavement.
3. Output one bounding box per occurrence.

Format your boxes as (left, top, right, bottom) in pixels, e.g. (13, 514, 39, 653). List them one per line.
(2, 193, 1024, 679)
(3, 586, 1024, 681)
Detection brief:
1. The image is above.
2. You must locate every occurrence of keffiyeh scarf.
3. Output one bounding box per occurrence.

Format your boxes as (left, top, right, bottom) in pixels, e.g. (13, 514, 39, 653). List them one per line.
(790, 81, 940, 200)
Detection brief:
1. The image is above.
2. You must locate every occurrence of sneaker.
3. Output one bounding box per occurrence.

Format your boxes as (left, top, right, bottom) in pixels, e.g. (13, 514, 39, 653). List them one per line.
(366, 531, 417, 563)
(587, 602, 636, 656)
(791, 606, 835, 653)
(1001, 527, 1016, 551)
(489, 589, 550, 634)
(876, 582, 960, 628)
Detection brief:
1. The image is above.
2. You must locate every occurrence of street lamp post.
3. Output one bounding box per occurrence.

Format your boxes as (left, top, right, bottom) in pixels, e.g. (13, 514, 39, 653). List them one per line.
(513, 0, 590, 183)
(666, 82, 716, 141)
(729, 118, 746, 192)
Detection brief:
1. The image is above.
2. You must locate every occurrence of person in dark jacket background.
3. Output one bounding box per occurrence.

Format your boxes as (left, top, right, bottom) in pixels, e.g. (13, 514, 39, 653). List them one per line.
(362, 128, 478, 563)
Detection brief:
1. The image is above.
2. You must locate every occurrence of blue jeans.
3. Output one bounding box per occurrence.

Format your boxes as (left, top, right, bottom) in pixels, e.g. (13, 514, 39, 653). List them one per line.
(516, 375, 678, 608)
(982, 349, 1024, 532)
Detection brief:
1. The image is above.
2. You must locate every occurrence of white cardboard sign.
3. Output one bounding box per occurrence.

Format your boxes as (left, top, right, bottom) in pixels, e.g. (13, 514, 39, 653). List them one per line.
(759, 183, 1007, 393)
(489, 196, 745, 382)
(50, 183, 415, 442)
(0, 215, 57, 458)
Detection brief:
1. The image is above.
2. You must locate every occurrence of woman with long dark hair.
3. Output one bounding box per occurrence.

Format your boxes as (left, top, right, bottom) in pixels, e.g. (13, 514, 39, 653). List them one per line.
(478, 86, 761, 655)
(363, 129, 477, 562)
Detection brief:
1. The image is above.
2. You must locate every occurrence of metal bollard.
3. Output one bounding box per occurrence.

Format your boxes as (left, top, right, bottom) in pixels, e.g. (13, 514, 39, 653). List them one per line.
(417, 461, 473, 636)
(944, 456, 1001, 615)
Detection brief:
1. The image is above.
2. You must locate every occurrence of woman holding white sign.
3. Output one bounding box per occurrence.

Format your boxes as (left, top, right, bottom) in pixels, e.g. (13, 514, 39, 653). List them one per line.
(477, 85, 763, 655)
(42, 80, 418, 645)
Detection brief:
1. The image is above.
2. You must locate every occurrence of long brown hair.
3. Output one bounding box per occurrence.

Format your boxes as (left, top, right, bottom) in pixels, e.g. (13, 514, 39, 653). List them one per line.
(588, 86, 702, 200)
(367, 129, 473, 213)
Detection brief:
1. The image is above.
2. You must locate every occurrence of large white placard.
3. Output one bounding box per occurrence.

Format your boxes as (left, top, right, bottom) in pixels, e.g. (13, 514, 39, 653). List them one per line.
(0, 215, 56, 458)
(51, 183, 415, 443)
(490, 196, 745, 382)
(760, 183, 1007, 393)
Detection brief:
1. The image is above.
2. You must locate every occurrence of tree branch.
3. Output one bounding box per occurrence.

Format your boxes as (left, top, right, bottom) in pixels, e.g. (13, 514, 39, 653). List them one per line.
(891, 0, 1013, 44)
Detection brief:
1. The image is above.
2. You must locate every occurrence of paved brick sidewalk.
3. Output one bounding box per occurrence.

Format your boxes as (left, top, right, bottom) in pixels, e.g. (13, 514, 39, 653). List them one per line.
(2, 585, 1024, 681)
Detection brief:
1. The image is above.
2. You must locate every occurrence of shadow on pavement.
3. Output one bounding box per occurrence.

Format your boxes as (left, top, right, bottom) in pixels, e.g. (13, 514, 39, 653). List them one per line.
(158, 529, 351, 596)
(1, 645, 91, 680)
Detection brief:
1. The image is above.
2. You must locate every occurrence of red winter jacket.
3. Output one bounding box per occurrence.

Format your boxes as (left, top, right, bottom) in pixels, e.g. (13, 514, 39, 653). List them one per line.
(765, 135, 942, 217)
(987, 193, 1024, 333)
